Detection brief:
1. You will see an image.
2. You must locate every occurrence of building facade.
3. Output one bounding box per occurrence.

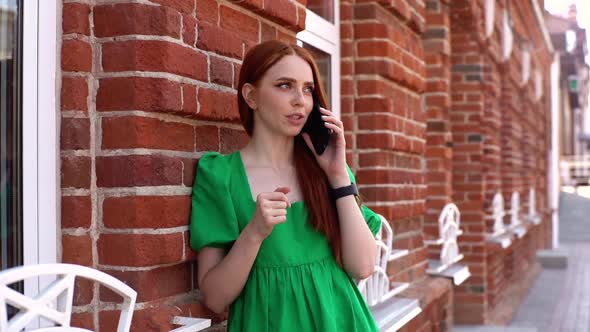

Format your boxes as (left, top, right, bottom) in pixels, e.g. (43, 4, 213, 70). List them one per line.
(1, 0, 557, 330)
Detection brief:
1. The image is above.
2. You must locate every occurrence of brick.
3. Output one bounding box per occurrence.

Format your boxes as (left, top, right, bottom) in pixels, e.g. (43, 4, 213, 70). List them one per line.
(61, 117, 90, 150)
(73, 279, 94, 306)
(61, 156, 91, 189)
(97, 77, 182, 113)
(220, 128, 249, 154)
(263, 0, 298, 30)
(103, 196, 191, 229)
(96, 155, 184, 187)
(195, 125, 220, 151)
(101, 116, 195, 152)
(61, 76, 88, 112)
(62, 196, 92, 229)
(220, 5, 260, 42)
(62, 234, 93, 266)
(196, 0, 218, 23)
(61, 39, 92, 72)
(97, 233, 183, 266)
(197, 22, 244, 59)
(182, 158, 198, 187)
(100, 263, 191, 302)
(94, 4, 181, 38)
(71, 312, 95, 330)
(210, 56, 233, 87)
(261, 22, 277, 42)
(150, 0, 195, 14)
(197, 88, 240, 122)
(102, 40, 207, 81)
(357, 133, 395, 149)
(182, 14, 197, 46)
(63, 3, 91, 35)
(182, 84, 198, 114)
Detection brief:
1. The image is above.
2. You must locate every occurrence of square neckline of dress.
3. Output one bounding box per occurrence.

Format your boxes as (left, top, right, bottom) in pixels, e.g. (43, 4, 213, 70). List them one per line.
(234, 150, 305, 209)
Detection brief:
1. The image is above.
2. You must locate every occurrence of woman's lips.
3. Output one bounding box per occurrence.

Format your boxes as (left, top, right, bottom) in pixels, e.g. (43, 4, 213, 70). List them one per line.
(287, 114, 305, 126)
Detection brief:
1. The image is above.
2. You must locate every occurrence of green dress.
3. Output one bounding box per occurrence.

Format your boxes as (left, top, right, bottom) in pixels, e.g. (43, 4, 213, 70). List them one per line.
(190, 151, 381, 332)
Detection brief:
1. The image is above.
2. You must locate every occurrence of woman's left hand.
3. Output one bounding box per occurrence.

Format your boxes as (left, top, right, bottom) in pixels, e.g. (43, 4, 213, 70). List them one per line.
(302, 107, 351, 188)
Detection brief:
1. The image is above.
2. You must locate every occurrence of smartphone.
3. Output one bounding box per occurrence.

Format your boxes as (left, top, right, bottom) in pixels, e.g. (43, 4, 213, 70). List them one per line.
(301, 97, 332, 155)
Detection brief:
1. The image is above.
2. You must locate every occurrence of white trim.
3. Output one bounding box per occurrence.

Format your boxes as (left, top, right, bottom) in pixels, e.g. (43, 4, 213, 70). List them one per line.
(22, 0, 59, 325)
(502, 9, 513, 61)
(485, 0, 495, 38)
(550, 54, 560, 249)
(296, 2, 340, 119)
(520, 47, 531, 86)
(531, 0, 555, 53)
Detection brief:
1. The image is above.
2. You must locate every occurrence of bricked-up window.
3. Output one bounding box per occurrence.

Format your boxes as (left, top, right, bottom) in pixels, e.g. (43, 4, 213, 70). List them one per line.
(296, 0, 340, 117)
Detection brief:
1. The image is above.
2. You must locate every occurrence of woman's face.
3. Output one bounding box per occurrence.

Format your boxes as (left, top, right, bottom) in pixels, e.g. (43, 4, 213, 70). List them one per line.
(247, 54, 315, 138)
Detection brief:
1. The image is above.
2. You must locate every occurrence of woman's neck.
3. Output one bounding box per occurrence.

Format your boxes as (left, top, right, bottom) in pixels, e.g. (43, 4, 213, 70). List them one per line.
(242, 130, 294, 169)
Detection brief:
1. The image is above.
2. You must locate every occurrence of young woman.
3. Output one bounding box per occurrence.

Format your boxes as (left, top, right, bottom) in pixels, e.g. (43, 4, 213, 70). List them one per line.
(190, 40, 382, 331)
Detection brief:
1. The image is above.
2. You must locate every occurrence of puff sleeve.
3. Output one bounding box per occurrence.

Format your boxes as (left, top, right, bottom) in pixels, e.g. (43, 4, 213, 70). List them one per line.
(190, 152, 240, 251)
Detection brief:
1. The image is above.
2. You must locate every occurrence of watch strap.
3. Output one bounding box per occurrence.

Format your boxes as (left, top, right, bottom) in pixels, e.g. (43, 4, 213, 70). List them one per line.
(332, 183, 359, 200)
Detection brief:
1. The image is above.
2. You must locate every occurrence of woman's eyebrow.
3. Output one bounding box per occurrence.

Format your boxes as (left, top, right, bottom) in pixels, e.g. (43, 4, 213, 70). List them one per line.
(275, 77, 314, 85)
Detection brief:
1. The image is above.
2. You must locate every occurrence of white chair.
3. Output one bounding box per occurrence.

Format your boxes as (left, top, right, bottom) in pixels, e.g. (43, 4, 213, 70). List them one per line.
(424, 203, 470, 285)
(357, 215, 421, 332)
(0, 264, 137, 332)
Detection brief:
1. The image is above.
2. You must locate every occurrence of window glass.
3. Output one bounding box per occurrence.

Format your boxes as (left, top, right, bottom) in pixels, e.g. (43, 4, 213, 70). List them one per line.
(307, 0, 334, 23)
(1, 0, 23, 279)
(302, 42, 331, 105)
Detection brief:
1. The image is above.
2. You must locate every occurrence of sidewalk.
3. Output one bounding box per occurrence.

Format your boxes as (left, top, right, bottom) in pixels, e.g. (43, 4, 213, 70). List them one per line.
(509, 186, 590, 331)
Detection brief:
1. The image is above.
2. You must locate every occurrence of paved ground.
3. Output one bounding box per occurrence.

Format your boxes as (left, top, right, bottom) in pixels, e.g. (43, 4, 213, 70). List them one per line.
(509, 186, 590, 332)
(456, 186, 590, 332)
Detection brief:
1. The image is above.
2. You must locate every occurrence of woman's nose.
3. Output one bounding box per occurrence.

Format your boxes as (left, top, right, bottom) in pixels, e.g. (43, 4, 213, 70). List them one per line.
(291, 89, 305, 106)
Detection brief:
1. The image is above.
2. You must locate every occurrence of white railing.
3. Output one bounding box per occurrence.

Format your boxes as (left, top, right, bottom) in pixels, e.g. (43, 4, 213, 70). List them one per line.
(485, 192, 513, 248)
(508, 192, 527, 238)
(525, 188, 541, 225)
(424, 204, 470, 285)
(357, 215, 421, 332)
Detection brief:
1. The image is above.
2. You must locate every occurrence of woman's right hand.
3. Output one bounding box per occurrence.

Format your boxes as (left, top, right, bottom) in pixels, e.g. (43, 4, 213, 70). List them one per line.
(245, 187, 291, 243)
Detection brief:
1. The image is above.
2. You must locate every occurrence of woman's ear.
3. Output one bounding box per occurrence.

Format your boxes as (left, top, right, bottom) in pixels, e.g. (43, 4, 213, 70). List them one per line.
(241, 83, 257, 110)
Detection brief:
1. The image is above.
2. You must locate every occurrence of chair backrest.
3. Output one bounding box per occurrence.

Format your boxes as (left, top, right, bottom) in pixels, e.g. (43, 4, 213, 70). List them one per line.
(528, 188, 536, 216)
(438, 203, 461, 266)
(357, 215, 393, 307)
(0, 264, 137, 332)
(510, 192, 521, 226)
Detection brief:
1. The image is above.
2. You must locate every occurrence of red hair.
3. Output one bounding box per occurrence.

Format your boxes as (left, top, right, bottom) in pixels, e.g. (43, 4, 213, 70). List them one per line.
(237, 40, 342, 264)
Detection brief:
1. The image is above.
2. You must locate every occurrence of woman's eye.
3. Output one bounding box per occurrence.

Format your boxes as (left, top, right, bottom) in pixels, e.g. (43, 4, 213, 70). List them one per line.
(304, 86, 314, 93)
(277, 82, 291, 89)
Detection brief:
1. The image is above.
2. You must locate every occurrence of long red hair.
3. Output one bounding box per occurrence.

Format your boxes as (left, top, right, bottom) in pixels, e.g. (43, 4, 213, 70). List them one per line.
(237, 40, 341, 264)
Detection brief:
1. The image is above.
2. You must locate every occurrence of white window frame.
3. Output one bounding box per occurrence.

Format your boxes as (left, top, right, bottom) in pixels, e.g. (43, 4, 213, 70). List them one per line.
(22, 0, 59, 315)
(296, 4, 340, 119)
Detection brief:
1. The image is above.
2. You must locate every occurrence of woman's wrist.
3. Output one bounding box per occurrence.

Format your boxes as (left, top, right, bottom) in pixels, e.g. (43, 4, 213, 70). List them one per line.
(329, 173, 351, 189)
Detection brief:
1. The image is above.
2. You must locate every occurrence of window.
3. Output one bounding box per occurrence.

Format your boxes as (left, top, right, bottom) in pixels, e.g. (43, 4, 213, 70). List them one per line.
(296, 0, 340, 118)
(1, 0, 23, 273)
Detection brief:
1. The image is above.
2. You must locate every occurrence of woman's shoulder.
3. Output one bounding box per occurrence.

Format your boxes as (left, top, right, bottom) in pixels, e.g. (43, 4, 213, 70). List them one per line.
(196, 151, 240, 181)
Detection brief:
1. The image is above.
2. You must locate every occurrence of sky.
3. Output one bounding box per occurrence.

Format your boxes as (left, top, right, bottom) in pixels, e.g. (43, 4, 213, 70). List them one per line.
(545, 0, 590, 134)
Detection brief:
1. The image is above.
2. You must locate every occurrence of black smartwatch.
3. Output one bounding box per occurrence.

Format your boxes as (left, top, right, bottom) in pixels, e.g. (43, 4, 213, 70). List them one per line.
(332, 183, 359, 200)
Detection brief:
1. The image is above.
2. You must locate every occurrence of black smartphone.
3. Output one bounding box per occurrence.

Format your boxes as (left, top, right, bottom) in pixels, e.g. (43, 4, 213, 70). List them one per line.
(301, 97, 332, 155)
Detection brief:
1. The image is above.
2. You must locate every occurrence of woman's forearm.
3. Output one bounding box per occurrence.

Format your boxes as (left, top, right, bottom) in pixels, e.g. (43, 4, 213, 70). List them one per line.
(334, 184, 378, 279)
(199, 224, 262, 313)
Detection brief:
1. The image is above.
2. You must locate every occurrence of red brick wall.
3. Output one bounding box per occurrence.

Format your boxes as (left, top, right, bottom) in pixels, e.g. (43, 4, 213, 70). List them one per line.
(446, 0, 553, 324)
